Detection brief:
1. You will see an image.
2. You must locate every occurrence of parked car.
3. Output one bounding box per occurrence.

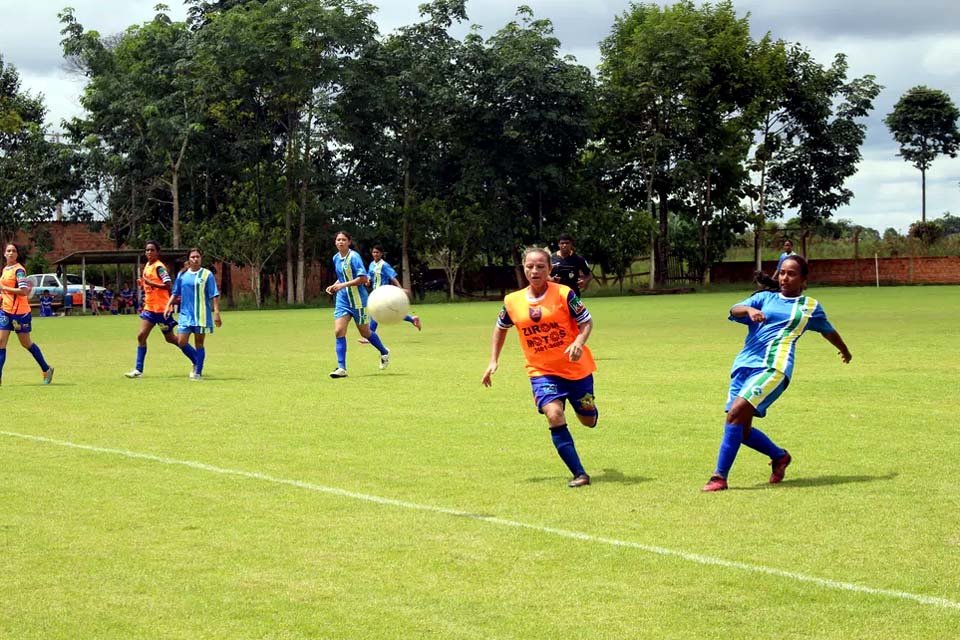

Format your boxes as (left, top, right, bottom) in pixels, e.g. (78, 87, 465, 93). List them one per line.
(25, 273, 107, 301)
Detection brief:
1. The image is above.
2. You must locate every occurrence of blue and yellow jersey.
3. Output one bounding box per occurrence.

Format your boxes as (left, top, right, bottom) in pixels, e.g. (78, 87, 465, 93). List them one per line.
(367, 259, 398, 290)
(333, 250, 368, 309)
(497, 282, 595, 379)
(1, 263, 30, 314)
(172, 268, 219, 330)
(729, 291, 835, 379)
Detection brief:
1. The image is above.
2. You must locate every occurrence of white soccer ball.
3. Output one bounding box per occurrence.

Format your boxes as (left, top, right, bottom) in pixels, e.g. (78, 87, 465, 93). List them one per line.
(367, 284, 410, 324)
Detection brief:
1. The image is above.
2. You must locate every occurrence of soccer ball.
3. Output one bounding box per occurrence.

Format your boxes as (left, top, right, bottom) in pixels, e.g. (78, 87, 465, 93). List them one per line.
(367, 285, 410, 324)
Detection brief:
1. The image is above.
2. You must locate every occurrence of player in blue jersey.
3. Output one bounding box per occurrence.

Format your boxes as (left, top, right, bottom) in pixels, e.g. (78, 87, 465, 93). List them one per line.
(702, 255, 852, 492)
(325, 231, 389, 378)
(120, 282, 134, 314)
(38, 291, 55, 317)
(164, 248, 221, 380)
(358, 244, 421, 344)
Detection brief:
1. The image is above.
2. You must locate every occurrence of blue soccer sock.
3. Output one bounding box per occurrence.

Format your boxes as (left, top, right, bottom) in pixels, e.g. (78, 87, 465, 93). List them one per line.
(28, 344, 50, 372)
(369, 318, 379, 333)
(0, 348, 6, 378)
(403, 315, 414, 324)
(743, 427, 786, 460)
(336, 336, 347, 369)
(715, 423, 744, 478)
(366, 331, 388, 356)
(550, 425, 586, 477)
(195, 347, 206, 375)
(180, 342, 198, 365)
(135, 345, 147, 372)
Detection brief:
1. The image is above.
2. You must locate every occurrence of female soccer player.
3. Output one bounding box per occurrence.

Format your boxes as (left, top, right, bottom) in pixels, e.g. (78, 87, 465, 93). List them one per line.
(163, 248, 221, 380)
(325, 231, 389, 378)
(481, 247, 598, 488)
(702, 255, 852, 492)
(0, 243, 54, 385)
(124, 240, 198, 378)
(358, 244, 420, 344)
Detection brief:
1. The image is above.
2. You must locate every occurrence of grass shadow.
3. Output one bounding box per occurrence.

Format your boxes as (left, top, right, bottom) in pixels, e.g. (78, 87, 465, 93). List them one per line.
(734, 471, 899, 490)
(526, 468, 651, 486)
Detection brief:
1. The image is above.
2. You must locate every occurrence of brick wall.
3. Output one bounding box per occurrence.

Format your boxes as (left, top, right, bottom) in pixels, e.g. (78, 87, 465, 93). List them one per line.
(711, 256, 960, 285)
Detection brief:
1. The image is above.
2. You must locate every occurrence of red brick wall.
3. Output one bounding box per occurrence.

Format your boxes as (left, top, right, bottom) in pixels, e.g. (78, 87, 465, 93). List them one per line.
(711, 256, 960, 285)
(12, 222, 330, 300)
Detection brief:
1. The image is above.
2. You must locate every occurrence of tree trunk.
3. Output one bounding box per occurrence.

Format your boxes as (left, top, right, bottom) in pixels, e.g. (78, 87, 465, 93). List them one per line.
(656, 186, 670, 287)
(171, 168, 180, 249)
(921, 167, 926, 222)
(296, 118, 312, 304)
(401, 162, 412, 290)
(285, 132, 295, 305)
(251, 265, 261, 309)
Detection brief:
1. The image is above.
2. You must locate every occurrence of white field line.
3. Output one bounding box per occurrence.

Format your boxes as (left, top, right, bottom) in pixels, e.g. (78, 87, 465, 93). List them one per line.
(4, 430, 959, 611)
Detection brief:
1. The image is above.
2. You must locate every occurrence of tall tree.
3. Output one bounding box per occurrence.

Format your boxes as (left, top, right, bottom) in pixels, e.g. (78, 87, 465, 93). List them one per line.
(885, 86, 960, 222)
(0, 54, 85, 239)
(61, 6, 203, 248)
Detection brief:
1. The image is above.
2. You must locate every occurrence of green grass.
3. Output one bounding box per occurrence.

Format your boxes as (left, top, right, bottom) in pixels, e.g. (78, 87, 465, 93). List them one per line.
(2, 287, 959, 639)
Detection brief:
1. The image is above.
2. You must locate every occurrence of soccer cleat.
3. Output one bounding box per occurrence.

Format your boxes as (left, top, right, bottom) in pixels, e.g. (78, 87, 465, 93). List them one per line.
(329, 367, 348, 378)
(357, 338, 370, 344)
(769, 451, 792, 484)
(412, 316, 422, 331)
(189, 371, 202, 381)
(379, 352, 390, 370)
(568, 473, 591, 488)
(702, 474, 728, 492)
(42, 367, 55, 385)
(124, 369, 143, 379)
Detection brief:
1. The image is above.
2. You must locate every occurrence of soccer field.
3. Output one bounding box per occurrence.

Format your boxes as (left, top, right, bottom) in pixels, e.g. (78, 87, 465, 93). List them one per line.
(2, 286, 958, 639)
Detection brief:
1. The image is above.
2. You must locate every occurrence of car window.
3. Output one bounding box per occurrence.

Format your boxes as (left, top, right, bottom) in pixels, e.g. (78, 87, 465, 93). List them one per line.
(42, 275, 58, 287)
(65, 274, 82, 285)
(26, 275, 41, 287)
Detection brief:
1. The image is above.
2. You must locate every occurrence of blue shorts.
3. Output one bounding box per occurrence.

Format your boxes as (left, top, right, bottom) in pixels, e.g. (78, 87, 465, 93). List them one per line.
(530, 374, 597, 417)
(333, 303, 368, 325)
(140, 310, 177, 333)
(0, 310, 32, 334)
(726, 367, 790, 418)
(177, 324, 211, 335)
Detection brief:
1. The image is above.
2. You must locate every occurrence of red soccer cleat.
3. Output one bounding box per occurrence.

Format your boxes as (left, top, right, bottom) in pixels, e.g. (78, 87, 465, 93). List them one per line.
(769, 452, 792, 484)
(702, 474, 728, 492)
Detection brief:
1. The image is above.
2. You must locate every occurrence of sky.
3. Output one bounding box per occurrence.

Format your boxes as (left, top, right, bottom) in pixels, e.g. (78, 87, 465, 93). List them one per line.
(2, 0, 959, 233)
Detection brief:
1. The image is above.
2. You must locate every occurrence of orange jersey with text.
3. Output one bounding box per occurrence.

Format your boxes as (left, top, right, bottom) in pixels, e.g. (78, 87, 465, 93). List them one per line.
(1, 263, 31, 314)
(141, 260, 172, 312)
(500, 282, 595, 379)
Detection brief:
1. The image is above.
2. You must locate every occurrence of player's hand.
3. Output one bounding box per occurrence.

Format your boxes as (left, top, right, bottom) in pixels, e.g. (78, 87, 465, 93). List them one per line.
(481, 363, 498, 387)
(839, 350, 852, 364)
(565, 342, 585, 362)
(325, 283, 338, 295)
(747, 308, 765, 323)
(214, 312, 222, 328)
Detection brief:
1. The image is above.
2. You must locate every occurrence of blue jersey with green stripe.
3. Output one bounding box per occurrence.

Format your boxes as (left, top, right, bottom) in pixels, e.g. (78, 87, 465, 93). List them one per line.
(729, 291, 834, 379)
(172, 268, 219, 330)
(333, 250, 368, 309)
(367, 259, 397, 289)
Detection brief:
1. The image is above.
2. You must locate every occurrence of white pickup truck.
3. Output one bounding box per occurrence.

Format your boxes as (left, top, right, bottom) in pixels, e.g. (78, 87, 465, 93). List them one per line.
(25, 273, 106, 308)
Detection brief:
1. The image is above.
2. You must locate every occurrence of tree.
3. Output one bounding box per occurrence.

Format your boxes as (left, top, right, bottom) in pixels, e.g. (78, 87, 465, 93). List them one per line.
(61, 6, 203, 248)
(885, 86, 960, 222)
(0, 54, 86, 239)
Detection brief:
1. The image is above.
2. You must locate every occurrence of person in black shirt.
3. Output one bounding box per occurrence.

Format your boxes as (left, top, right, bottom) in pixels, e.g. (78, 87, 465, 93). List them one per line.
(550, 233, 593, 295)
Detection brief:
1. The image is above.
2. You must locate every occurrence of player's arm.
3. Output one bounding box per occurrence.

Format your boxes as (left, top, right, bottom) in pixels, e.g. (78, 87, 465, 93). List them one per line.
(578, 258, 593, 290)
(326, 274, 368, 294)
(481, 326, 509, 387)
(822, 330, 852, 364)
(212, 295, 222, 327)
(731, 304, 765, 323)
(564, 318, 592, 362)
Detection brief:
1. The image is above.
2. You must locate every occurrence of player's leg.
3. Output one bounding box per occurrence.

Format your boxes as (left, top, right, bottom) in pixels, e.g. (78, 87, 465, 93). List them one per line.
(534, 377, 589, 487)
(0, 323, 11, 382)
(193, 331, 207, 377)
(356, 311, 389, 368)
(15, 320, 53, 383)
(331, 313, 351, 377)
(164, 317, 197, 366)
(566, 375, 598, 428)
(127, 316, 156, 376)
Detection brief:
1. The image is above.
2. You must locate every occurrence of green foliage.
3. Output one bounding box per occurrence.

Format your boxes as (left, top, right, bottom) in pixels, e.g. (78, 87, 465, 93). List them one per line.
(909, 220, 945, 245)
(885, 86, 960, 173)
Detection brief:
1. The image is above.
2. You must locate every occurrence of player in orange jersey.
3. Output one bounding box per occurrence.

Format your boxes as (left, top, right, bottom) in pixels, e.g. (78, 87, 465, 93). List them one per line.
(0, 244, 54, 385)
(482, 247, 598, 488)
(124, 240, 198, 378)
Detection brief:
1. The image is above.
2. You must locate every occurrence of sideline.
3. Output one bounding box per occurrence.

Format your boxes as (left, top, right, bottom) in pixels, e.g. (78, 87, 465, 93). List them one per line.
(4, 429, 959, 611)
